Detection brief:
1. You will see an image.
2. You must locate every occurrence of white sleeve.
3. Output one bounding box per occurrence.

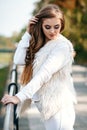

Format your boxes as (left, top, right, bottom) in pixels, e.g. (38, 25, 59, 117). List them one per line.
(15, 43, 71, 102)
(13, 32, 31, 65)
(68, 40, 74, 52)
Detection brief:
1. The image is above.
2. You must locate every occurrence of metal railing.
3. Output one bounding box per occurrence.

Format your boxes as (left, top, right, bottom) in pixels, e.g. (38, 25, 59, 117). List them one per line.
(3, 64, 19, 130)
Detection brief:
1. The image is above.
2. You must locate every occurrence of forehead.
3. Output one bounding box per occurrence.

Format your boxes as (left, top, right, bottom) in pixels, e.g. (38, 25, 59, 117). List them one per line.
(42, 17, 61, 25)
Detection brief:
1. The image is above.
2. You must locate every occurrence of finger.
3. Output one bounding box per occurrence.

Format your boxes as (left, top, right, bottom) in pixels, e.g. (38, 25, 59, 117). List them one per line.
(30, 20, 38, 24)
(32, 16, 38, 20)
(2, 94, 9, 99)
(30, 17, 38, 23)
(32, 17, 38, 21)
(1, 95, 11, 104)
(1, 95, 10, 102)
(1, 97, 5, 102)
(1, 97, 7, 104)
(2, 98, 12, 105)
(4, 100, 12, 105)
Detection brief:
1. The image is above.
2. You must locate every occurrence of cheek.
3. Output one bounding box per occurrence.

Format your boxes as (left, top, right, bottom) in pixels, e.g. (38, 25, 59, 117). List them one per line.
(56, 29, 60, 33)
(42, 28, 49, 36)
(56, 27, 61, 34)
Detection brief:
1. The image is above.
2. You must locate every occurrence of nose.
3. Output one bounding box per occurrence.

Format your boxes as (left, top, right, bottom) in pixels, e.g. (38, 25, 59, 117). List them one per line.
(50, 28, 55, 33)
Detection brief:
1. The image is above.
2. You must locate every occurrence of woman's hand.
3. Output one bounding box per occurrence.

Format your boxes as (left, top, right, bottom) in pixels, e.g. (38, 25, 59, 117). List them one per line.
(1, 94, 20, 105)
(27, 16, 38, 33)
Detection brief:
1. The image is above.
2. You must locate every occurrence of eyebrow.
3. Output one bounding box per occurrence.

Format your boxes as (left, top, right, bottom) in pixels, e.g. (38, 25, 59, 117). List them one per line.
(54, 24, 60, 26)
(44, 24, 60, 26)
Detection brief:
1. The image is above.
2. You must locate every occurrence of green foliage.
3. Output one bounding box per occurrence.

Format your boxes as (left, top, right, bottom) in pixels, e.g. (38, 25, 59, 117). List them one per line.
(0, 66, 9, 109)
(16, 27, 26, 42)
(0, 35, 15, 49)
(81, 12, 87, 24)
(11, 27, 26, 43)
(0, 53, 13, 64)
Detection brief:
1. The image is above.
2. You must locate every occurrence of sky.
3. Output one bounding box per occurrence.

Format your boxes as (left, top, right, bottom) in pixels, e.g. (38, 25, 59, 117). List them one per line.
(0, 0, 40, 37)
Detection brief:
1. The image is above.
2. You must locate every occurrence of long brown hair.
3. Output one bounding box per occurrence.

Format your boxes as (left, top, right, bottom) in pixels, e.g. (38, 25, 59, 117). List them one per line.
(20, 4, 65, 85)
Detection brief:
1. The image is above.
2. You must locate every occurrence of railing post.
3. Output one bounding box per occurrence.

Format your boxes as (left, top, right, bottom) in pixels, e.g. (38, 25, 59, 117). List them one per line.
(10, 65, 19, 130)
(3, 64, 19, 130)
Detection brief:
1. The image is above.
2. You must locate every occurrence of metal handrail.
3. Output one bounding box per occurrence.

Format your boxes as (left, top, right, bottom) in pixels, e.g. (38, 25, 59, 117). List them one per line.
(3, 64, 19, 130)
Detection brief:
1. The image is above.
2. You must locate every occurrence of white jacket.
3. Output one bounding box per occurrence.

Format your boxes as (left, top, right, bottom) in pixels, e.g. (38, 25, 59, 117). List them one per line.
(14, 32, 77, 120)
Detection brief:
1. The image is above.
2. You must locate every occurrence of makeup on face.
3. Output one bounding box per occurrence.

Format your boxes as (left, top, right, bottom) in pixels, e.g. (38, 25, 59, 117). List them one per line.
(42, 17, 61, 41)
(44, 24, 60, 30)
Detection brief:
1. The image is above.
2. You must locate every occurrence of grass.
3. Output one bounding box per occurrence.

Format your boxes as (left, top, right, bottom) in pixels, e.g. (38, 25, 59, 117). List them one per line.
(0, 66, 10, 109)
(0, 52, 12, 100)
(0, 52, 13, 110)
(0, 53, 13, 64)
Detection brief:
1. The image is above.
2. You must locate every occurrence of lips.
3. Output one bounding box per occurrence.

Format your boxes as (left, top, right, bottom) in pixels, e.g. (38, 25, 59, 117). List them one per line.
(49, 34, 55, 37)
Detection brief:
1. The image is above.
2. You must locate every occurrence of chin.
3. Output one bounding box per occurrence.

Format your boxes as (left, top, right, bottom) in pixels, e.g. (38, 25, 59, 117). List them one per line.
(50, 37, 57, 40)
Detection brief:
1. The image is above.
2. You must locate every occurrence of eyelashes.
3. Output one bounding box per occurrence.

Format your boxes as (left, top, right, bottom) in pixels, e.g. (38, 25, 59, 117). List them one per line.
(55, 25, 60, 29)
(45, 25, 51, 29)
(44, 24, 60, 29)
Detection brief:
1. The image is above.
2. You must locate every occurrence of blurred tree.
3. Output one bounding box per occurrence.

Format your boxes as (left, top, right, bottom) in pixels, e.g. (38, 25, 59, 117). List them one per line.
(0, 35, 15, 49)
(11, 27, 26, 43)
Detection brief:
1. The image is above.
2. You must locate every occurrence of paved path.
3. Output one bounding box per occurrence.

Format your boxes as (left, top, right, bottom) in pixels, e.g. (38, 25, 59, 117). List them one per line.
(0, 65, 87, 130)
(72, 65, 87, 130)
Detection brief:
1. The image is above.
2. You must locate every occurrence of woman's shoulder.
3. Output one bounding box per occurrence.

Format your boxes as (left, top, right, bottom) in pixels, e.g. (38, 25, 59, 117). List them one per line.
(57, 34, 73, 49)
(58, 34, 70, 43)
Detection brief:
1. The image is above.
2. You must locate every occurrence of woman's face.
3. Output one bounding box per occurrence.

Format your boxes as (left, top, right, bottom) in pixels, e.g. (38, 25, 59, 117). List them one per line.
(42, 17, 61, 42)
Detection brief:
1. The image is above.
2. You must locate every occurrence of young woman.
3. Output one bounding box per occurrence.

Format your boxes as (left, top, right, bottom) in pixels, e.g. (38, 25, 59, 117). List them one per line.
(1, 4, 77, 130)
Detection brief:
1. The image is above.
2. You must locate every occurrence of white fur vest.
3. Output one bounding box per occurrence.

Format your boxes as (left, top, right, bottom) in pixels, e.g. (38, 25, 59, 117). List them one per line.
(16, 34, 77, 120)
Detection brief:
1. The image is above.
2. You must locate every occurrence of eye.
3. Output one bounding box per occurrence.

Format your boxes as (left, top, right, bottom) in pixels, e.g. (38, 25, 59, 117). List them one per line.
(44, 25, 51, 29)
(54, 24, 60, 29)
